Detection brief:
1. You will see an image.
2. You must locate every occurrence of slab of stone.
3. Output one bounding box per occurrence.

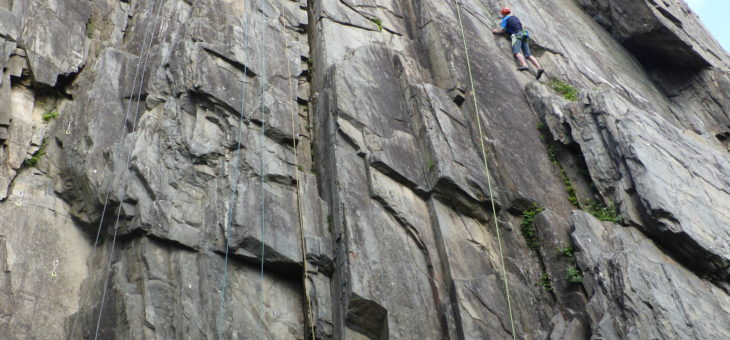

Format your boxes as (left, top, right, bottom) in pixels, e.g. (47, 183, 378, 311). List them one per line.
(571, 211, 730, 339)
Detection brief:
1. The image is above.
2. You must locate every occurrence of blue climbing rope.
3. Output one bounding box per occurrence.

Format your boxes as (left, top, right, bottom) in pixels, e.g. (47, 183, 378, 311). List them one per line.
(216, 3, 252, 340)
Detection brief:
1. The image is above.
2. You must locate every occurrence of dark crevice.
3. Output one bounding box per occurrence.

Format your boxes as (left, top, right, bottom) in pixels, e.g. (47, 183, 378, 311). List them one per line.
(202, 47, 258, 77)
(345, 293, 389, 340)
(432, 176, 495, 223)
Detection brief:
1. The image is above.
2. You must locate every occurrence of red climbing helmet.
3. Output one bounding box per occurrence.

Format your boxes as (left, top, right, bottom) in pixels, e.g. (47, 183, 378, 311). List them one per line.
(500, 7, 511, 16)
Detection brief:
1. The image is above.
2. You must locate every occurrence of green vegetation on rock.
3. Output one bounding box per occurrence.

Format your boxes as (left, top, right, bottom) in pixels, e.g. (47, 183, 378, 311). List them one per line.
(538, 272, 553, 291)
(370, 18, 383, 31)
(585, 201, 620, 223)
(521, 204, 544, 251)
(42, 111, 59, 123)
(558, 245, 575, 258)
(547, 145, 579, 207)
(86, 20, 94, 38)
(24, 137, 49, 167)
(549, 79, 579, 102)
(566, 266, 584, 283)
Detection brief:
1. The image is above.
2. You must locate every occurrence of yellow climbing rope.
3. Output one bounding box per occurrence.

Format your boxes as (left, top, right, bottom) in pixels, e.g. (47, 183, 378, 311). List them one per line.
(278, 12, 317, 340)
(453, 1, 517, 338)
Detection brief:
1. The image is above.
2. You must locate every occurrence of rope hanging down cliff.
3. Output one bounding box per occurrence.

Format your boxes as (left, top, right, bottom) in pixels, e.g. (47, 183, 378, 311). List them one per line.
(453, 1, 517, 338)
(275, 8, 318, 340)
(66, 0, 165, 337)
(92, 1, 166, 338)
(256, 0, 269, 335)
(272, 3, 316, 340)
(216, 1, 252, 338)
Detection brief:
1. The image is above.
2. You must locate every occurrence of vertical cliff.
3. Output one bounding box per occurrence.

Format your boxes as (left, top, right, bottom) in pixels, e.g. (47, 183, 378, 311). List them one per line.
(0, 0, 728, 339)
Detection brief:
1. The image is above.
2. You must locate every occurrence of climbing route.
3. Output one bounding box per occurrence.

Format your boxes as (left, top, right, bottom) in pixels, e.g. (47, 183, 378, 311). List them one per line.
(256, 0, 269, 337)
(64, 0, 166, 338)
(277, 9, 318, 340)
(453, 0, 518, 338)
(216, 1, 252, 339)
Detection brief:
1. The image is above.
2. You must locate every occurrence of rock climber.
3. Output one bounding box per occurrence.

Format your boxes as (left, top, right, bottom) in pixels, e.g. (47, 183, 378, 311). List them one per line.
(491, 7, 545, 80)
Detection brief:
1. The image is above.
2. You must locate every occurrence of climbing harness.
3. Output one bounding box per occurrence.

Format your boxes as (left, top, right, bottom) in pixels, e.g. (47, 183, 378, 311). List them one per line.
(453, 1, 518, 339)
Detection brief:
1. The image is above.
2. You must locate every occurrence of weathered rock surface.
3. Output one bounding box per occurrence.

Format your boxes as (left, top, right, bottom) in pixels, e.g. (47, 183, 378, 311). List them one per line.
(0, 0, 728, 339)
(571, 211, 730, 339)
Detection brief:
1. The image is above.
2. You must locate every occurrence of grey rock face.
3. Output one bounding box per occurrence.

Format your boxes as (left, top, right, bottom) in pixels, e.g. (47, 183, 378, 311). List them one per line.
(0, 171, 91, 339)
(579, 0, 729, 69)
(571, 211, 730, 339)
(526, 81, 730, 283)
(0, 0, 728, 339)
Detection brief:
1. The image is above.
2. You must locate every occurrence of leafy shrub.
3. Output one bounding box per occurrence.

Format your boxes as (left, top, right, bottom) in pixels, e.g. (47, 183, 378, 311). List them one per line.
(370, 18, 383, 31)
(566, 266, 583, 283)
(558, 245, 574, 258)
(521, 204, 544, 250)
(24, 138, 49, 167)
(549, 79, 579, 102)
(538, 272, 553, 291)
(585, 201, 620, 222)
(42, 111, 59, 123)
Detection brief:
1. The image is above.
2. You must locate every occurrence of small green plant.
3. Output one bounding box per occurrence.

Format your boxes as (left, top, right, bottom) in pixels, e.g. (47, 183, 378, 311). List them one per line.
(566, 266, 583, 283)
(426, 158, 435, 172)
(537, 122, 548, 141)
(547, 145, 558, 163)
(86, 20, 94, 38)
(297, 164, 304, 172)
(549, 79, 579, 102)
(538, 272, 553, 291)
(558, 245, 574, 258)
(547, 145, 579, 207)
(42, 111, 59, 123)
(326, 214, 333, 233)
(565, 181, 578, 207)
(24, 137, 49, 167)
(371, 18, 383, 31)
(585, 201, 620, 223)
(521, 204, 544, 251)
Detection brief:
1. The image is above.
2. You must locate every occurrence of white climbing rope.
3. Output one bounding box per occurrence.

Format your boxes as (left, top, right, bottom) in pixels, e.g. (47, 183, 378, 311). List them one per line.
(92, 1, 166, 338)
(453, 1, 517, 338)
(67, 1, 162, 337)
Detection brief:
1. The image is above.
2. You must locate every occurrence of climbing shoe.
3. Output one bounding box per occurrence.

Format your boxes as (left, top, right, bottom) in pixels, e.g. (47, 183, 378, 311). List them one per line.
(536, 69, 545, 80)
(517, 67, 529, 72)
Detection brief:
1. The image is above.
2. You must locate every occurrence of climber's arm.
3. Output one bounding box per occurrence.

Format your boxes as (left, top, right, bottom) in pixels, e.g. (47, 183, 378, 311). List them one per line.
(493, 17, 508, 35)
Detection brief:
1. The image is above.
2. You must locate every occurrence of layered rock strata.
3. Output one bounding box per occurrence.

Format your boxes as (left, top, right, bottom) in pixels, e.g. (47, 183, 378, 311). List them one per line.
(0, 0, 728, 339)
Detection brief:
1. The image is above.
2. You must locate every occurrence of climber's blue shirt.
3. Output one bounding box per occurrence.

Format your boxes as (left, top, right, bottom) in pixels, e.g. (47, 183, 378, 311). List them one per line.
(500, 15, 523, 35)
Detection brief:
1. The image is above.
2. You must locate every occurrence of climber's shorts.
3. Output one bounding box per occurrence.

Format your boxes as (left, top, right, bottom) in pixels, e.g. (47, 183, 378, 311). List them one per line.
(511, 31, 531, 57)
